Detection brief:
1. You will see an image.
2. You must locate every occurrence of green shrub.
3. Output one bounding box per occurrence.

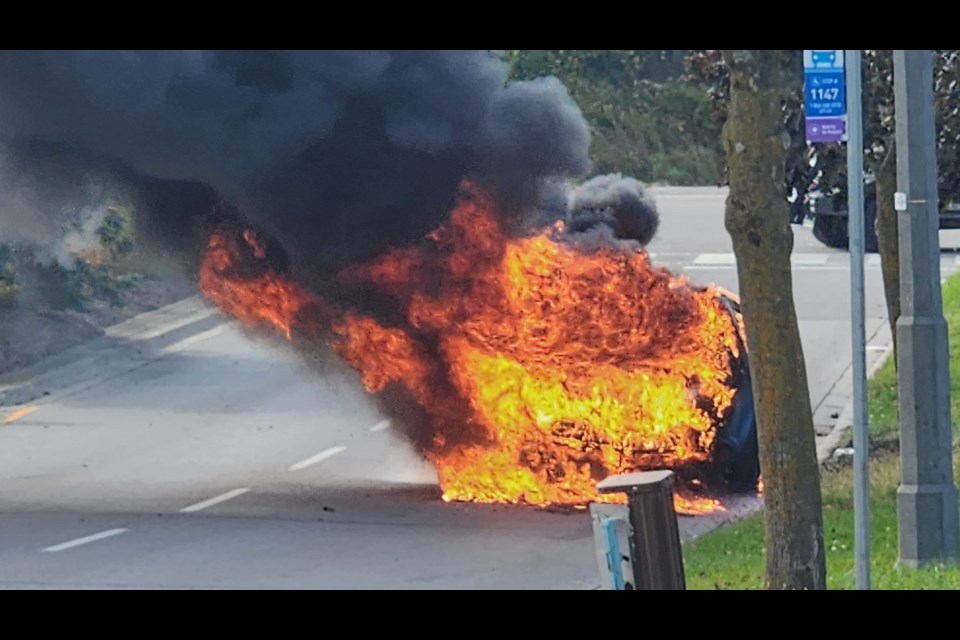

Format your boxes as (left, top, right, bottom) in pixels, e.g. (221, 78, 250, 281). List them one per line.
(505, 50, 722, 185)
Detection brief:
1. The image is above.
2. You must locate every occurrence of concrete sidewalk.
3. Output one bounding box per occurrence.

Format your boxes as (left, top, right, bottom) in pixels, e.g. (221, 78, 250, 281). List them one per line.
(814, 318, 895, 465)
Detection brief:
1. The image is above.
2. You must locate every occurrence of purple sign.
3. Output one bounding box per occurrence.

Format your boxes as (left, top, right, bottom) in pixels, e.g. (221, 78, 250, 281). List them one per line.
(806, 116, 847, 143)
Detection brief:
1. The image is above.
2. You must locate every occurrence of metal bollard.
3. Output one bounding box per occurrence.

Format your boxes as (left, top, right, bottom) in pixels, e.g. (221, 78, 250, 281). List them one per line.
(596, 469, 686, 590)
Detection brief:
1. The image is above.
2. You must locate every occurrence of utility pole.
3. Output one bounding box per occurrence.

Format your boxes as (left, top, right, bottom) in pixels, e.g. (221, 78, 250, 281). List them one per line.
(893, 49, 959, 568)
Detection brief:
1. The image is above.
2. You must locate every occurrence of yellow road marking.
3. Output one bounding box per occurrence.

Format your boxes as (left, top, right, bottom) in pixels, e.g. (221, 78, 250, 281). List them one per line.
(2, 406, 38, 424)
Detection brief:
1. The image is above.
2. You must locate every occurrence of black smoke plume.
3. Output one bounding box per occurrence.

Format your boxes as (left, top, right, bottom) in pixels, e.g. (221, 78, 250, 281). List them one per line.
(565, 173, 659, 246)
(0, 50, 593, 292)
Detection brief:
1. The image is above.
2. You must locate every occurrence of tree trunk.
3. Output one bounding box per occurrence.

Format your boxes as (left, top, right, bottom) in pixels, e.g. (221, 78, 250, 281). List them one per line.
(721, 50, 827, 590)
(875, 143, 900, 366)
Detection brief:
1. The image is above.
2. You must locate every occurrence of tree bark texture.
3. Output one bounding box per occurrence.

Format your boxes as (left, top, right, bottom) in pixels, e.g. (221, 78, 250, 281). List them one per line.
(875, 143, 900, 366)
(721, 50, 827, 590)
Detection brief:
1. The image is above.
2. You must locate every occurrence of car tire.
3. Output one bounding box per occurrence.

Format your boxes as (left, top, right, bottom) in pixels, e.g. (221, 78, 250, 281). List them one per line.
(812, 214, 849, 249)
(811, 192, 880, 253)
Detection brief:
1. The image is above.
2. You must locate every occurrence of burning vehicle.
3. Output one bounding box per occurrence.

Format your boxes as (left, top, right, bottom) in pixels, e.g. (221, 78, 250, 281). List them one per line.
(0, 50, 759, 514)
(197, 177, 760, 513)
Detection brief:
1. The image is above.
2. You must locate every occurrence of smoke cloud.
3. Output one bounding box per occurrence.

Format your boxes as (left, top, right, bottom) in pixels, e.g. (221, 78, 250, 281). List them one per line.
(566, 173, 659, 246)
(0, 50, 593, 288)
(0, 51, 685, 488)
(0, 138, 143, 267)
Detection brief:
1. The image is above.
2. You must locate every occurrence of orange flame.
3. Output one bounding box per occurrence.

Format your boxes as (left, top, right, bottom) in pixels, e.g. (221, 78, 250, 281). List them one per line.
(197, 182, 743, 514)
(198, 222, 316, 340)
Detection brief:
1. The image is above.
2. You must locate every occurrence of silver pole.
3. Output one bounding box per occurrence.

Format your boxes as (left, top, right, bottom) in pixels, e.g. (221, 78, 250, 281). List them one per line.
(845, 49, 870, 590)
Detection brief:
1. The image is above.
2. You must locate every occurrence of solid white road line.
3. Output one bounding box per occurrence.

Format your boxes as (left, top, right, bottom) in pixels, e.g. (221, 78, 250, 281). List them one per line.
(289, 445, 347, 471)
(690, 252, 836, 267)
(369, 419, 391, 432)
(180, 487, 251, 513)
(42, 528, 129, 552)
(693, 253, 737, 266)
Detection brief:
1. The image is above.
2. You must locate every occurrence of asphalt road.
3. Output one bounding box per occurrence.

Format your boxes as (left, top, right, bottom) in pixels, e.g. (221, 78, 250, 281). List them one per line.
(2, 186, 958, 589)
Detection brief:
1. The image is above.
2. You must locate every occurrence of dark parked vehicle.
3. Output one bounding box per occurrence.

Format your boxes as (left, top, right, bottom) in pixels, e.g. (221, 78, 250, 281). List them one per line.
(800, 178, 960, 251)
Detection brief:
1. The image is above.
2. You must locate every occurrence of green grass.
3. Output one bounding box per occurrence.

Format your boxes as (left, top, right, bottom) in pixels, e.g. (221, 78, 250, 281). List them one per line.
(867, 349, 900, 440)
(869, 274, 960, 441)
(683, 272, 960, 589)
(684, 449, 960, 589)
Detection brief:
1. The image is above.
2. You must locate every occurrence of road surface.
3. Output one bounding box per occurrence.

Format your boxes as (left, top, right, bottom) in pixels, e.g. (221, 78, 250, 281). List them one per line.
(1, 186, 957, 589)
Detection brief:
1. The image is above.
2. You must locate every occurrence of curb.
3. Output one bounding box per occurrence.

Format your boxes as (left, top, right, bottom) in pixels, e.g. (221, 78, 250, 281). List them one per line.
(0, 295, 224, 407)
(815, 320, 895, 465)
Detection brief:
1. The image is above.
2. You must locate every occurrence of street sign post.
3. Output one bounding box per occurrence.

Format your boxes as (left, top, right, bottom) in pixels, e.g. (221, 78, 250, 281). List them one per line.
(844, 50, 870, 591)
(804, 49, 869, 588)
(804, 50, 847, 143)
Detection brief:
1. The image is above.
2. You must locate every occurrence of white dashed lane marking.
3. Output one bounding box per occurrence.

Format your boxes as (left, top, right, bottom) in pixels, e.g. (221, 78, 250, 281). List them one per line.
(180, 488, 251, 513)
(42, 528, 129, 552)
(289, 446, 347, 471)
(369, 420, 391, 432)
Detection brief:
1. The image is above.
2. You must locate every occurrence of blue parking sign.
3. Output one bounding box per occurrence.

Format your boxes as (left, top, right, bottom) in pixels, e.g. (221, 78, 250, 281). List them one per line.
(805, 71, 846, 117)
(804, 50, 847, 143)
(804, 50, 845, 71)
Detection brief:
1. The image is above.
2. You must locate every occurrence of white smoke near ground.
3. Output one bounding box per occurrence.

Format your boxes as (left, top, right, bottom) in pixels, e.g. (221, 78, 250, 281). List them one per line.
(0, 140, 135, 270)
(46, 204, 113, 269)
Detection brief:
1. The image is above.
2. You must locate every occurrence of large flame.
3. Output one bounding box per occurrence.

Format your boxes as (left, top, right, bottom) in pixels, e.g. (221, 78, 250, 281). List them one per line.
(198, 182, 743, 514)
(198, 219, 318, 340)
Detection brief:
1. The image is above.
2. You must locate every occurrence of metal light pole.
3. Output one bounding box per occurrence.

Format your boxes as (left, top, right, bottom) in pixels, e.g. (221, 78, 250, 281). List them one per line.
(893, 49, 959, 567)
(845, 49, 870, 589)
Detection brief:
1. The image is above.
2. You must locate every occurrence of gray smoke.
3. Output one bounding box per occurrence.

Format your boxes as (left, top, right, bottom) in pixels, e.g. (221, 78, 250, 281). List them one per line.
(0, 50, 593, 288)
(565, 173, 659, 246)
(0, 139, 140, 267)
